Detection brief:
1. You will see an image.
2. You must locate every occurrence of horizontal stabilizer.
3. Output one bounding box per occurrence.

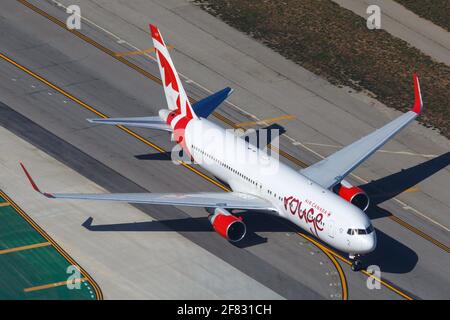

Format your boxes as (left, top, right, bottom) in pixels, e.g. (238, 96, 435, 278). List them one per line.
(192, 87, 233, 118)
(87, 116, 171, 131)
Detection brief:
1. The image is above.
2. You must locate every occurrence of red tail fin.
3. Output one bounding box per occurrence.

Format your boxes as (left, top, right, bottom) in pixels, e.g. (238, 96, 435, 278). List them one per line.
(150, 24, 197, 119)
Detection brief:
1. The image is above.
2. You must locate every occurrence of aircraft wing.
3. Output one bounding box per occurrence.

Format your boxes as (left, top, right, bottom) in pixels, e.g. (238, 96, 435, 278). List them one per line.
(20, 163, 276, 211)
(300, 74, 423, 189)
(87, 116, 172, 131)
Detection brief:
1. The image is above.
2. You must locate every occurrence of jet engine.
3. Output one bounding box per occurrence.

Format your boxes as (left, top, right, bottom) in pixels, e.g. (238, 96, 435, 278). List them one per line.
(209, 208, 246, 242)
(334, 180, 370, 211)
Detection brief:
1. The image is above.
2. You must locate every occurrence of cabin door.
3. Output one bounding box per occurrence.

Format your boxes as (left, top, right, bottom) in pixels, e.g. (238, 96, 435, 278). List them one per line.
(328, 220, 335, 238)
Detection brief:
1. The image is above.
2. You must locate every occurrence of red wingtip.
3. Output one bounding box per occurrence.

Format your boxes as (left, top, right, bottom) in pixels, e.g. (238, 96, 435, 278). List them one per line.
(149, 24, 164, 46)
(412, 73, 423, 114)
(19, 162, 41, 193)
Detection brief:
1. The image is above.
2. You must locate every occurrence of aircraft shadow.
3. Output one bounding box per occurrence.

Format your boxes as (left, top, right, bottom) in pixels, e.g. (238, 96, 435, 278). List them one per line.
(363, 227, 418, 273)
(82, 213, 418, 272)
(82, 213, 278, 248)
(288, 221, 418, 274)
(135, 151, 173, 161)
(361, 151, 450, 206)
(242, 124, 286, 149)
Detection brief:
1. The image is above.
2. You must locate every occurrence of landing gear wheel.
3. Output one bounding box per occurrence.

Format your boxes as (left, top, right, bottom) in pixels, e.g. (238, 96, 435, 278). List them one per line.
(351, 259, 363, 271)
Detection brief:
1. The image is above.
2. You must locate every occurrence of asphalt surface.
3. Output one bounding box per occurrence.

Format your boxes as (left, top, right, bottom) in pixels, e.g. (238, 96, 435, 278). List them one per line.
(0, 0, 448, 299)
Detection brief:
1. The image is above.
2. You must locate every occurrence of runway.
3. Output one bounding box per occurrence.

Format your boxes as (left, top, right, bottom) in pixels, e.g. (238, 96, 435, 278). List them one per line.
(0, 0, 448, 299)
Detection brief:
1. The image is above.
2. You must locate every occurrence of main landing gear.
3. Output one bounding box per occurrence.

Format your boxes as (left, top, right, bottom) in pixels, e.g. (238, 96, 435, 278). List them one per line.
(349, 254, 364, 272)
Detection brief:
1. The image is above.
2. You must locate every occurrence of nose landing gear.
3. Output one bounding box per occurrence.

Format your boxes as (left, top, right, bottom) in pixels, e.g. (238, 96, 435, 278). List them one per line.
(349, 254, 364, 272)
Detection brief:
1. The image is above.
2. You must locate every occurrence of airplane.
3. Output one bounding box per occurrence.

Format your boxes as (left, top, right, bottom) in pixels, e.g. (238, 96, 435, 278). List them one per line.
(20, 24, 423, 271)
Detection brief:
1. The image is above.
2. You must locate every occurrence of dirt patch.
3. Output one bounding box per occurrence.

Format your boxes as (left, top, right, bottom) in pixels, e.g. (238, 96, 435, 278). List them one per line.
(195, 0, 450, 138)
(395, 0, 450, 32)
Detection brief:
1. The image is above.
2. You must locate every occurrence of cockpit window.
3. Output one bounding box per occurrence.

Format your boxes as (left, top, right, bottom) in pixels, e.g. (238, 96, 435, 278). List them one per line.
(365, 224, 374, 234)
(347, 225, 374, 236)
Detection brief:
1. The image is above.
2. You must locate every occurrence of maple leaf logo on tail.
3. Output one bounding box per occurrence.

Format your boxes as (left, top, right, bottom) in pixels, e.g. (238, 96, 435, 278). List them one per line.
(150, 24, 197, 120)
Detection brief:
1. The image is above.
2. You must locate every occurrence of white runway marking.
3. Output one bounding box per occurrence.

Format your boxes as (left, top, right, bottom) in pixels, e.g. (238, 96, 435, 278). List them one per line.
(304, 142, 438, 158)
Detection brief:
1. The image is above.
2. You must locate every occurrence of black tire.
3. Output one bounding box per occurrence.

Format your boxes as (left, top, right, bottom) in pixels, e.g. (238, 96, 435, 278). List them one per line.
(351, 260, 362, 272)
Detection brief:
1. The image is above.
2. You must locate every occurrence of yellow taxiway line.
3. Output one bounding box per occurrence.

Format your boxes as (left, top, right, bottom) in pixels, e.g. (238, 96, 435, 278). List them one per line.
(0, 242, 51, 255)
(24, 278, 87, 293)
(404, 187, 420, 193)
(329, 249, 414, 300)
(235, 114, 296, 127)
(297, 231, 413, 300)
(296, 232, 348, 300)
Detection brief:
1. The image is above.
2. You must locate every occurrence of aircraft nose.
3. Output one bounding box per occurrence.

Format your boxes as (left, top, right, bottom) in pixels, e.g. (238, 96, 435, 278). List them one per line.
(364, 231, 377, 253)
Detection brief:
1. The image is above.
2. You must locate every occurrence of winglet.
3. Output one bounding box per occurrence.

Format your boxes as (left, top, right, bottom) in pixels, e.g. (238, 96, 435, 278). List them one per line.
(19, 162, 54, 198)
(412, 73, 423, 114)
(149, 24, 165, 47)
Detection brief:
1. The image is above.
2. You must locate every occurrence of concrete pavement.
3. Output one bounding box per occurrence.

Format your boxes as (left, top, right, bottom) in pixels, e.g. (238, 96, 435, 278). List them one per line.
(332, 0, 450, 66)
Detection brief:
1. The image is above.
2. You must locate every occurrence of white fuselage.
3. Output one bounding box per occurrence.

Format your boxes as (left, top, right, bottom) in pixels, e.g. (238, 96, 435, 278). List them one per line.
(184, 118, 376, 255)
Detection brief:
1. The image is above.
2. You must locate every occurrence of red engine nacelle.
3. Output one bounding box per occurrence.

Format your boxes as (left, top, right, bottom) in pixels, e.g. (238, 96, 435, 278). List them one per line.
(334, 181, 370, 211)
(209, 208, 246, 242)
